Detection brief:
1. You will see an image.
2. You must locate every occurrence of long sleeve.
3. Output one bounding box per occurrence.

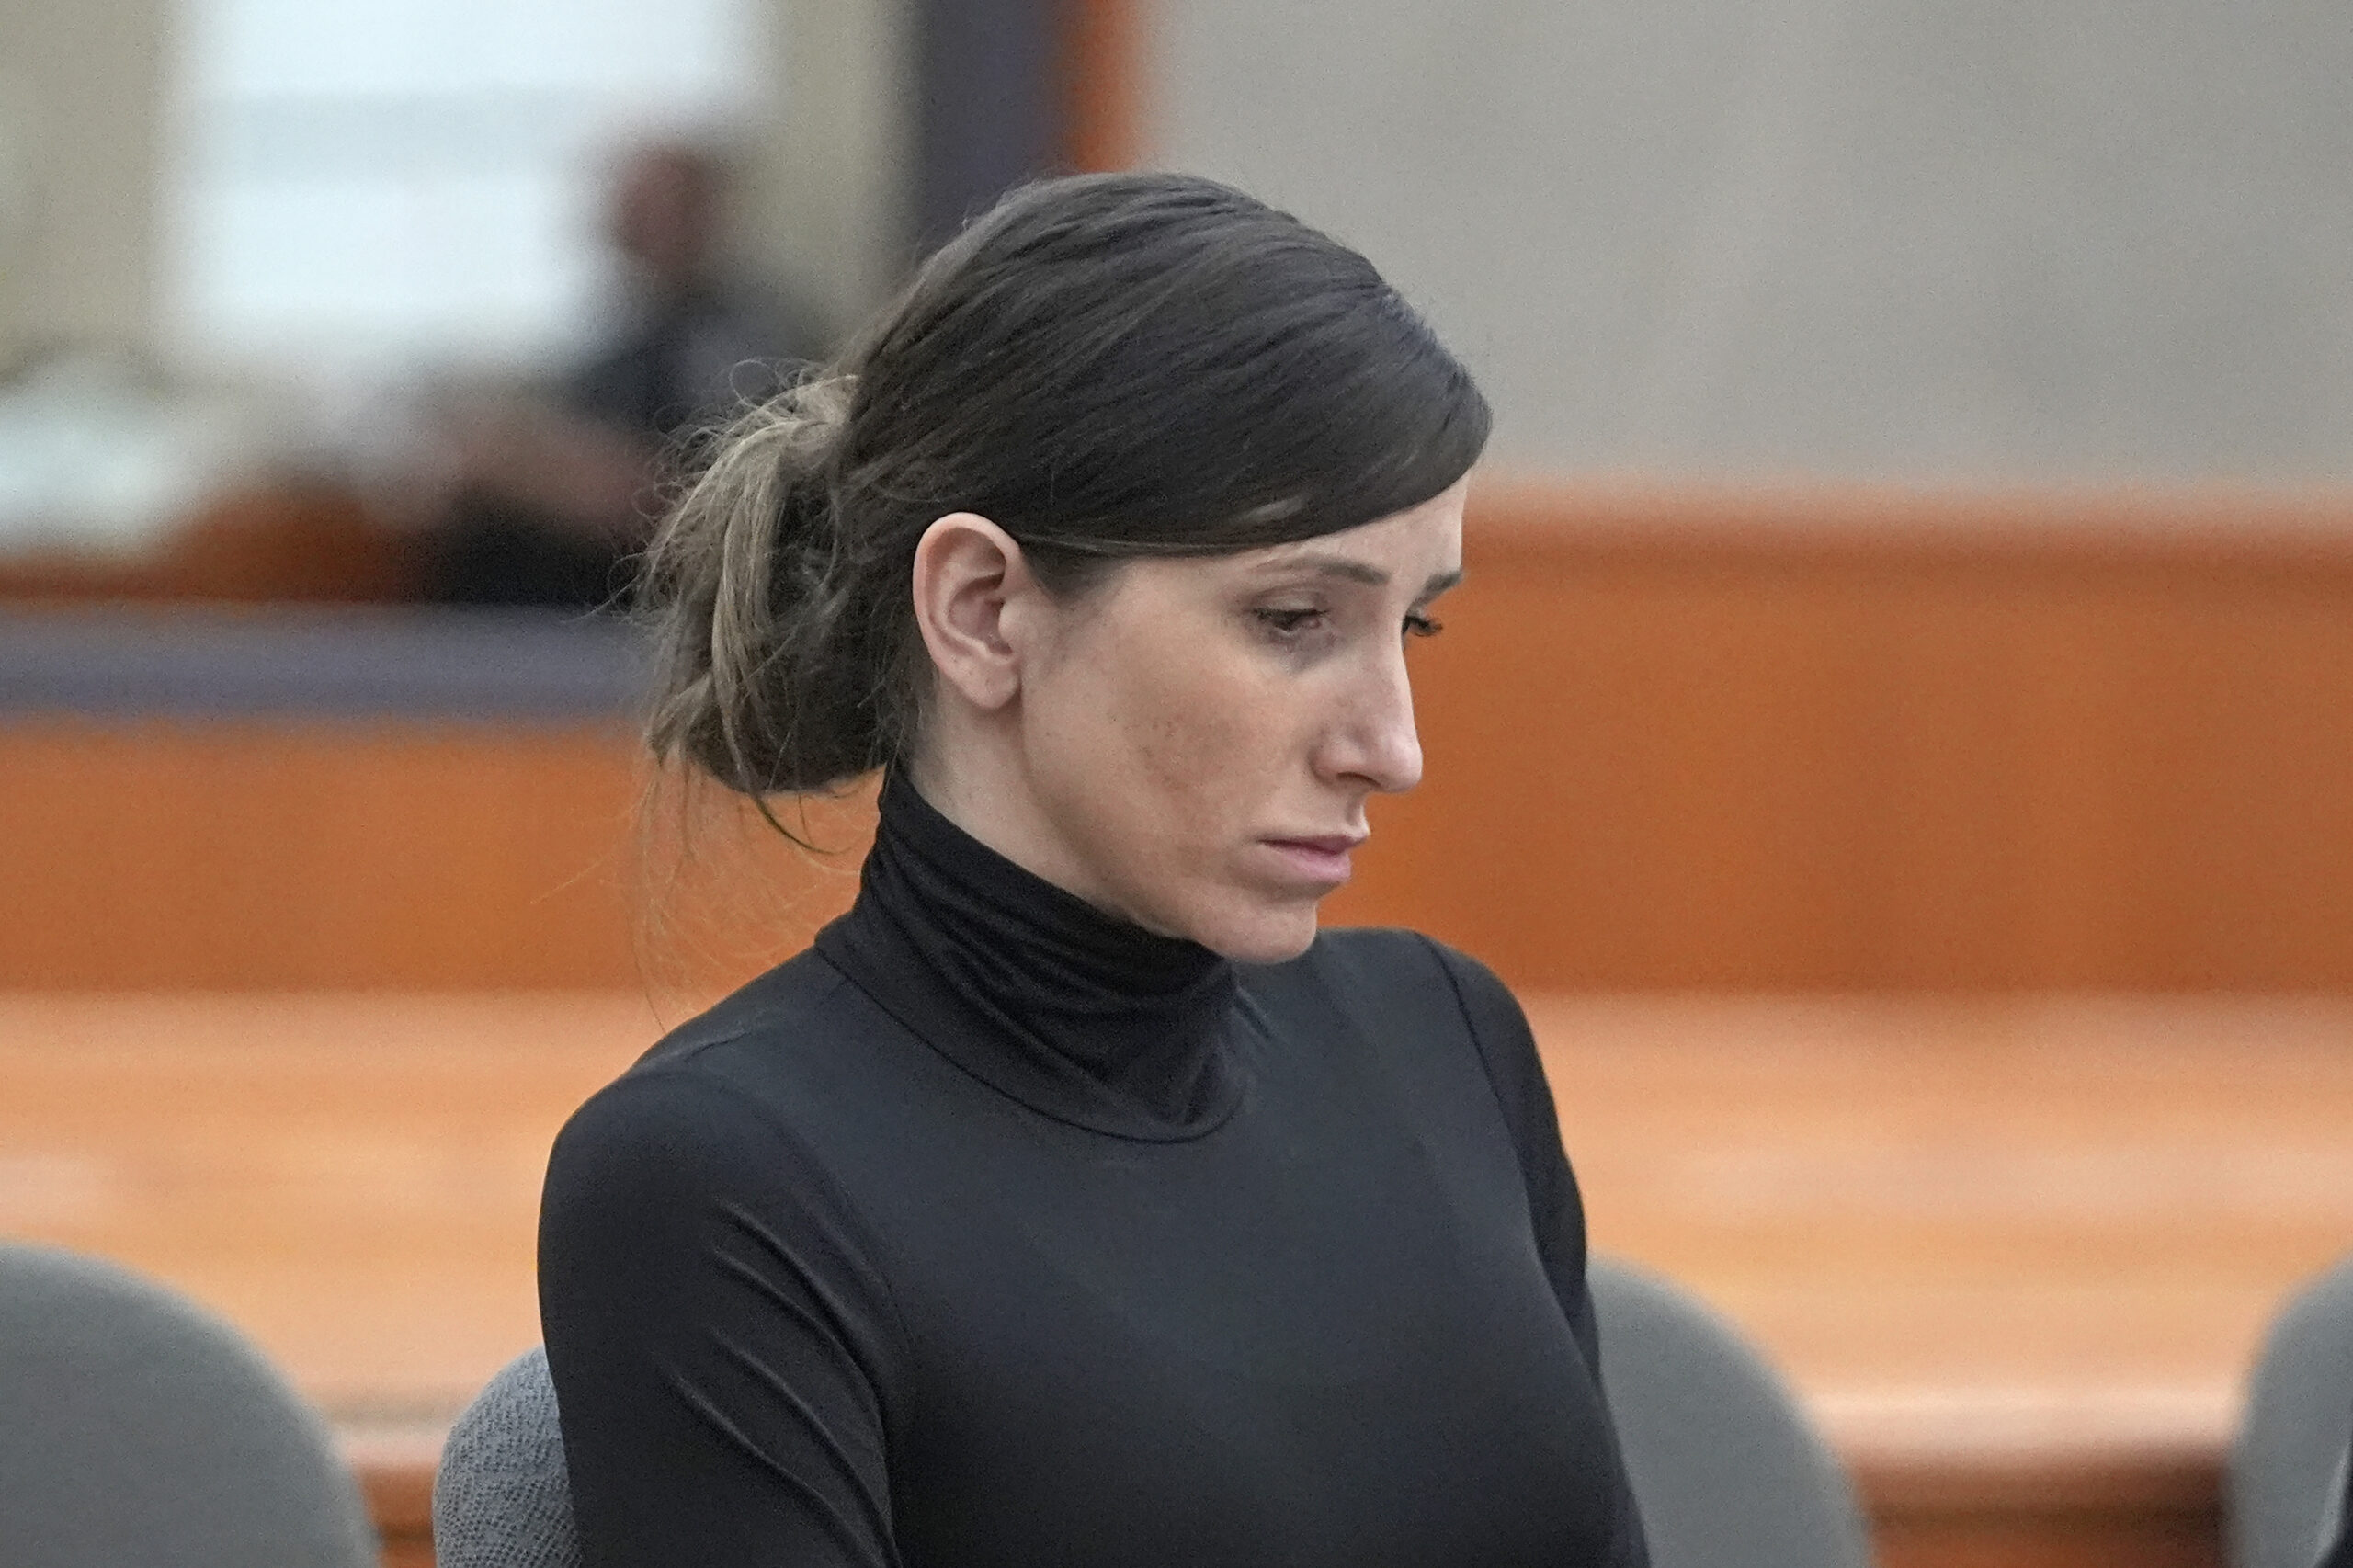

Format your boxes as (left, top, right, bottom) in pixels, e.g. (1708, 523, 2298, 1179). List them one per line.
(2323, 1448, 2353, 1568)
(538, 1067, 911, 1568)
(1430, 939, 1654, 1568)
(532, 898, 1645, 1567)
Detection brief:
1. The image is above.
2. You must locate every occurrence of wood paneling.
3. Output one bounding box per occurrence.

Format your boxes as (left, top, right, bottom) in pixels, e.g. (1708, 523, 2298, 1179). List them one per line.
(1063, 0, 1142, 172)
(0, 484, 416, 604)
(0, 720, 870, 993)
(7, 484, 2353, 992)
(1324, 483, 2353, 991)
(1870, 1515, 2221, 1568)
(354, 1436, 436, 1568)
(10, 994, 2337, 1565)
(1536, 992, 2353, 1565)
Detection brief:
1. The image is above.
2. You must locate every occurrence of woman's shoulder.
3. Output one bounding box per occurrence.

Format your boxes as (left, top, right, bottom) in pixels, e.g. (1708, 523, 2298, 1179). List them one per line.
(631, 944, 853, 1077)
(1275, 926, 1528, 1036)
(1288, 929, 1570, 1176)
(1252, 930, 1540, 1103)
(551, 945, 890, 1170)
(538, 950, 912, 1360)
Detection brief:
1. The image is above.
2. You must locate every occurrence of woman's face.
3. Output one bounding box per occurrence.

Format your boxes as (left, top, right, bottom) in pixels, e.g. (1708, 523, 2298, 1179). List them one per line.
(1005, 482, 1466, 962)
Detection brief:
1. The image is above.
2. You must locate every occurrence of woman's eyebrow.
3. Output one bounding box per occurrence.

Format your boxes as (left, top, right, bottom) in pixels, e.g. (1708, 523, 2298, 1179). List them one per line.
(1264, 555, 1466, 597)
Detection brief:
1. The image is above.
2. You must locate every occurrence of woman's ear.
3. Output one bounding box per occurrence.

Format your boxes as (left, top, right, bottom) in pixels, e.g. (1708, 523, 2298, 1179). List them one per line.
(911, 512, 1035, 712)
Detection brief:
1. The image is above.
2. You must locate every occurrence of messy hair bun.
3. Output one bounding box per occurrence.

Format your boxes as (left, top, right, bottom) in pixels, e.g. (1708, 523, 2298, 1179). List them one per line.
(641, 374, 878, 794)
(641, 171, 1490, 799)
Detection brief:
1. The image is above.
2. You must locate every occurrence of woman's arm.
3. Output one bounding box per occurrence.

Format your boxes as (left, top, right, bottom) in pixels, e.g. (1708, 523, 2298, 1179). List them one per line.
(1427, 939, 1654, 1568)
(2322, 1445, 2353, 1568)
(539, 1067, 910, 1567)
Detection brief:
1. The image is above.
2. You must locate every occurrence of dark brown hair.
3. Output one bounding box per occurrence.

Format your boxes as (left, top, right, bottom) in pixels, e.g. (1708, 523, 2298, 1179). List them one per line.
(640, 171, 1490, 798)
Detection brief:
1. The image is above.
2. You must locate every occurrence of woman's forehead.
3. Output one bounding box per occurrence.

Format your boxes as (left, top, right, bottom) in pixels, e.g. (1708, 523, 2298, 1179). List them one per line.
(1240, 494, 1465, 583)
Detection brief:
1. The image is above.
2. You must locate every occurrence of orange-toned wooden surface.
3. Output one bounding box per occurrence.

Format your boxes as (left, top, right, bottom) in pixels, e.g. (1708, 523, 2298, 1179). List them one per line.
(10, 993, 2349, 1566)
(1063, 0, 1142, 172)
(0, 484, 417, 604)
(0, 720, 871, 993)
(9, 485, 2353, 993)
(1548, 994, 2353, 1567)
(1345, 484, 2353, 989)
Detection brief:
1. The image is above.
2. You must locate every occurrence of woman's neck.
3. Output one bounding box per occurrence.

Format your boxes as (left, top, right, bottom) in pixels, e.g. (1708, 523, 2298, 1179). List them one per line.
(811, 768, 1246, 1140)
(904, 733, 1177, 940)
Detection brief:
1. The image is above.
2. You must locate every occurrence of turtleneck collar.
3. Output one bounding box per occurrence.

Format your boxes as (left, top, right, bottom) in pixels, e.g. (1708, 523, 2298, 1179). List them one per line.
(813, 769, 1247, 1141)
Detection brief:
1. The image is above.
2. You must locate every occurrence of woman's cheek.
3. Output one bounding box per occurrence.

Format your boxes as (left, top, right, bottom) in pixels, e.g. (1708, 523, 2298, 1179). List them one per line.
(1161, 656, 1270, 801)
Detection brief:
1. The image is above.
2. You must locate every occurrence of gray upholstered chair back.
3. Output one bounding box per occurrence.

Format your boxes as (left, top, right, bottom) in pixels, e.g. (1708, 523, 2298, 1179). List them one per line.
(0, 1240, 375, 1568)
(2231, 1256, 2353, 1568)
(1590, 1256, 1872, 1568)
(435, 1344, 583, 1568)
(436, 1278, 1870, 1568)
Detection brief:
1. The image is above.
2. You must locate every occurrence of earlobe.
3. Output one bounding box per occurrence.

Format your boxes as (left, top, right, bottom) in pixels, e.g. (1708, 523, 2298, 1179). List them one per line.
(911, 512, 1030, 712)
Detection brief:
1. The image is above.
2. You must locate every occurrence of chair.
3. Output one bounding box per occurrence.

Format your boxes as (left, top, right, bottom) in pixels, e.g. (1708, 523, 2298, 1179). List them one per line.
(0, 1240, 376, 1568)
(444, 1274, 1867, 1568)
(434, 1345, 583, 1568)
(1589, 1256, 1872, 1568)
(2231, 1256, 2353, 1568)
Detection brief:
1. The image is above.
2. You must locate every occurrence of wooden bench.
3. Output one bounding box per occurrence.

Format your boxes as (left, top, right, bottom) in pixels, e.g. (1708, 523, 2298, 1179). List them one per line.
(7, 991, 2346, 1567)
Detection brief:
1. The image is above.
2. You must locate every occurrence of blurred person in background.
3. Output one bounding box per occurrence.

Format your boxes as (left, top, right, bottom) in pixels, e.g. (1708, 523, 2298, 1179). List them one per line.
(411, 140, 820, 608)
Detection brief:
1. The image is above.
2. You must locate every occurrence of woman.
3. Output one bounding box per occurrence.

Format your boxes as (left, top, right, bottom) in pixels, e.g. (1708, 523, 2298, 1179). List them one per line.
(540, 172, 1650, 1567)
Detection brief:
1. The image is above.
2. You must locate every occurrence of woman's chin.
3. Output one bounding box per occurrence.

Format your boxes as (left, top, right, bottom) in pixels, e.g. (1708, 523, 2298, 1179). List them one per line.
(1190, 901, 1324, 965)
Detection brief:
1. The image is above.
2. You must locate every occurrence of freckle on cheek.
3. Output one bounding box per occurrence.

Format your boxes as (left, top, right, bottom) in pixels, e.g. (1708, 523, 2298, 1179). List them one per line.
(1139, 699, 1255, 812)
(1101, 609, 1263, 840)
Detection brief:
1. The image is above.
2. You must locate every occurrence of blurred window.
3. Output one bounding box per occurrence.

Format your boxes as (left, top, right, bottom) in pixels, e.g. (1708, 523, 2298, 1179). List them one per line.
(165, 0, 768, 381)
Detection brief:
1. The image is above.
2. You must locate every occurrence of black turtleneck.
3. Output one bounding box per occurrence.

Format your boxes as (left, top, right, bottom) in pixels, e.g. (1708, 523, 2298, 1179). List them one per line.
(816, 771, 1244, 1138)
(540, 773, 1649, 1568)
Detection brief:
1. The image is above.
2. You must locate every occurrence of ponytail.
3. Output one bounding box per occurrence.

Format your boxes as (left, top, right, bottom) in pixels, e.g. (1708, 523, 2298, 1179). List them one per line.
(641, 373, 892, 796)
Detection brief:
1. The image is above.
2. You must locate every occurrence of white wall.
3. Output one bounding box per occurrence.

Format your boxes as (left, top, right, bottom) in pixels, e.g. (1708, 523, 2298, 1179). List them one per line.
(733, 0, 912, 350)
(1147, 0, 2353, 482)
(0, 0, 170, 361)
(0, 0, 911, 373)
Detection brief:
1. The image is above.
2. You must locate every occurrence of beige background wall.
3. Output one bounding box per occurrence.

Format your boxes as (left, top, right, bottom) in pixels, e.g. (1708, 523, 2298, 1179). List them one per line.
(0, 0, 171, 362)
(1144, 0, 2353, 483)
(733, 0, 913, 349)
(20, 0, 2353, 474)
(0, 0, 913, 371)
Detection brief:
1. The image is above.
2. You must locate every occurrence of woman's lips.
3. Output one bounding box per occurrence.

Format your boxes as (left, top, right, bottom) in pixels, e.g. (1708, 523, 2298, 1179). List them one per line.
(1261, 835, 1366, 887)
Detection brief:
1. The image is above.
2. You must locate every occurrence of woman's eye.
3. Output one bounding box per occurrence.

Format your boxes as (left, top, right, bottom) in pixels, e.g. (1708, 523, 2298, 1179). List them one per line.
(1404, 612, 1444, 640)
(1255, 607, 1325, 637)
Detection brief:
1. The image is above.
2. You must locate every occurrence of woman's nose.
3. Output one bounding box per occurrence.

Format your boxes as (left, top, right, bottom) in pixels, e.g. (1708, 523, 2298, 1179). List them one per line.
(1320, 653, 1424, 795)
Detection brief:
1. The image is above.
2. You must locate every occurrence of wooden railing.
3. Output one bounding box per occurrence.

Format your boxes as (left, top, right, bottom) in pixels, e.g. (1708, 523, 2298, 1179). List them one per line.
(8, 482, 2353, 992)
(1350, 482, 2353, 989)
